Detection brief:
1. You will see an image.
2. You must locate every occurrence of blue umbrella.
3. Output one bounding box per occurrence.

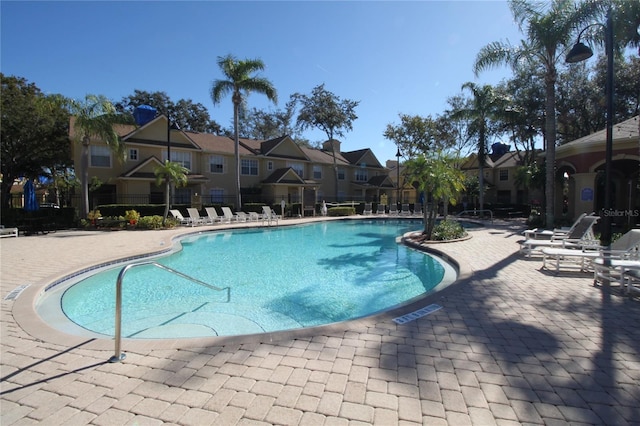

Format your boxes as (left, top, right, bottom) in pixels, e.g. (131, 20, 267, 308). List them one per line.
(24, 180, 39, 211)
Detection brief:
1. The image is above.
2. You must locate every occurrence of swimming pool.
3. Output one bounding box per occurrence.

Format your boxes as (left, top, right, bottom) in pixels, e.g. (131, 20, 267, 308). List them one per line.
(38, 219, 457, 339)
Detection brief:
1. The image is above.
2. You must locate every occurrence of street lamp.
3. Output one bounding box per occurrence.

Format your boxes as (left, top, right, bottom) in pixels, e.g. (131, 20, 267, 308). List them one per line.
(566, 10, 614, 247)
(396, 147, 401, 205)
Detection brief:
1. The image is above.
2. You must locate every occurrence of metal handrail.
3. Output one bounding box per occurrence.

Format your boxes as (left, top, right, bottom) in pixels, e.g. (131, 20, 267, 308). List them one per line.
(109, 261, 230, 363)
(456, 209, 493, 223)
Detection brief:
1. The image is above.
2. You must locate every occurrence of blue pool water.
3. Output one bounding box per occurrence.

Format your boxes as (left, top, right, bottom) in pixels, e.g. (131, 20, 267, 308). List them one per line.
(56, 219, 456, 339)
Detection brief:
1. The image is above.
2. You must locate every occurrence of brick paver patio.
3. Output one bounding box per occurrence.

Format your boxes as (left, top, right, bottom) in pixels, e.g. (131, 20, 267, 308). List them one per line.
(1, 218, 638, 425)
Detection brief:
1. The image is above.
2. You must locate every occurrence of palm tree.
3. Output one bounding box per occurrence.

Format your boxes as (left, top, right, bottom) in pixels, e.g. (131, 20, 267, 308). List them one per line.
(451, 82, 507, 214)
(210, 54, 277, 210)
(404, 151, 466, 239)
(473, 0, 599, 227)
(154, 160, 188, 226)
(68, 94, 132, 218)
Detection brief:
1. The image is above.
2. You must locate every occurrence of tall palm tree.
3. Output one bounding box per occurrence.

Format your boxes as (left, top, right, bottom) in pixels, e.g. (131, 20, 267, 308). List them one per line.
(210, 55, 277, 210)
(154, 160, 189, 226)
(451, 82, 507, 213)
(473, 0, 599, 227)
(68, 94, 132, 218)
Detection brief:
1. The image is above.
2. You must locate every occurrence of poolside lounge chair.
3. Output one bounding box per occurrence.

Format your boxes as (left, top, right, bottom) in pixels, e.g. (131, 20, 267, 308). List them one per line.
(248, 212, 260, 222)
(519, 214, 600, 258)
(376, 204, 386, 215)
(235, 212, 249, 222)
(204, 207, 223, 224)
(0, 225, 18, 238)
(186, 208, 206, 226)
(400, 204, 412, 216)
(221, 206, 241, 222)
(593, 258, 640, 293)
(170, 209, 191, 226)
(262, 206, 280, 226)
(412, 204, 423, 217)
(542, 229, 640, 273)
(389, 204, 399, 216)
(363, 203, 373, 215)
(524, 213, 587, 240)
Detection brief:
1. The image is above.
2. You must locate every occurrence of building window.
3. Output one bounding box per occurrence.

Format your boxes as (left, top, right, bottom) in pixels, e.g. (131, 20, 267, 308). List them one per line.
(90, 145, 111, 167)
(267, 161, 273, 171)
(164, 150, 191, 170)
(497, 190, 511, 204)
(209, 155, 225, 174)
(338, 168, 345, 180)
(174, 187, 191, 204)
(499, 169, 509, 181)
(128, 148, 138, 161)
(210, 188, 224, 204)
(241, 159, 258, 176)
(313, 165, 322, 180)
(355, 169, 368, 182)
(287, 161, 304, 177)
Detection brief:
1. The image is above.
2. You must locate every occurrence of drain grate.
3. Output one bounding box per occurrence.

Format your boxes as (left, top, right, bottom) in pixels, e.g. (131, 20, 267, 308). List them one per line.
(393, 303, 442, 324)
(4, 284, 30, 301)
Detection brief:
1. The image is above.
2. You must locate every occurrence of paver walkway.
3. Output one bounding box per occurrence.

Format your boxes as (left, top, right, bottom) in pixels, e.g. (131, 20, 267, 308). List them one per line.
(1, 218, 639, 425)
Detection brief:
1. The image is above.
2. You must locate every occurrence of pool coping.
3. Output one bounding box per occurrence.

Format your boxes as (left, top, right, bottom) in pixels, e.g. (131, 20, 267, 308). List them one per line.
(12, 216, 473, 357)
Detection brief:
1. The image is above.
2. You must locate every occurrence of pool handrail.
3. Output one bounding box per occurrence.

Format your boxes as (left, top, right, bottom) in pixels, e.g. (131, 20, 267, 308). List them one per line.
(456, 209, 493, 223)
(109, 261, 230, 363)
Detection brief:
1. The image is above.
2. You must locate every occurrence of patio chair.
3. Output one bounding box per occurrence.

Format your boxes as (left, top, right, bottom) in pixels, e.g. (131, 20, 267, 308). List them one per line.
(412, 204, 423, 217)
(524, 213, 587, 240)
(204, 207, 223, 224)
(221, 206, 241, 222)
(262, 206, 280, 226)
(248, 212, 260, 222)
(519, 214, 600, 258)
(363, 203, 373, 215)
(235, 212, 249, 222)
(389, 204, 399, 216)
(0, 225, 19, 238)
(169, 209, 190, 226)
(400, 204, 412, 216)
(542, 229, 640, 273)
(376, 204, 386, 215)
(186, 208, 206, 226)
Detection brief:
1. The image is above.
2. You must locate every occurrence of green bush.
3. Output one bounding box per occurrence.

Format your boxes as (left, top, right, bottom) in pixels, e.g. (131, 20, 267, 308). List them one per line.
(432, 219, 466, 241)
(328, 207, 355, 216)
(137, 215, 168, 230)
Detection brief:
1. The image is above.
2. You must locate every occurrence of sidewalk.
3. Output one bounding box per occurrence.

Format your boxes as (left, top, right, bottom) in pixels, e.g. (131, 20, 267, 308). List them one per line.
(2, 218, 639, 425)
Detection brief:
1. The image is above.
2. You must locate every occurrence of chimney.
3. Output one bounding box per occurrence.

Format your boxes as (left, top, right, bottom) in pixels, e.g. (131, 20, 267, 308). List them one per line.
(322, 139, 341, 153)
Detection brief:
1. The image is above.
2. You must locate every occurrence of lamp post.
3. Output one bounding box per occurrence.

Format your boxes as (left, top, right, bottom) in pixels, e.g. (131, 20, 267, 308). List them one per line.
(396, 147, 401, 205)
(566, 10, 614, 248)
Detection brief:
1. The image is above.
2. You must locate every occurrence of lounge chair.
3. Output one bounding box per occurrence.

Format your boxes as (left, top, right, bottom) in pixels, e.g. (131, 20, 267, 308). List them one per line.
(542, 229, 640, 273)
(519, 214, 600, 258)
(363, 203, 372, 215)
(389, 204, 399, 216)
(170, 209, 190, 226)
(376, 204, 386, 215)
(0, 226, 18, 238)
(262, 206, 280, 226)
(221, 206, 241, 222)
(186, 208, 206, 226)
(412, 204, 423, 217)
(400, 204, 412, 216)
(248, 212, 260, 222)
(204, 207, 223, 224)
(592, 258, 640, 292)
(235, 212, 249, 222)
(524, 213, 587, 240)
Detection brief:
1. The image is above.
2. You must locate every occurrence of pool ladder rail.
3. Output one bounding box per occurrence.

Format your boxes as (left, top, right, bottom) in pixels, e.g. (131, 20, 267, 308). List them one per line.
(109, 261, 230, 363)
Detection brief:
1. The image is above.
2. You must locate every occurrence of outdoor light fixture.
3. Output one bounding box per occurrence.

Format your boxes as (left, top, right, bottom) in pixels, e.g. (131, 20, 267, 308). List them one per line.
(566, 10, 614, 247)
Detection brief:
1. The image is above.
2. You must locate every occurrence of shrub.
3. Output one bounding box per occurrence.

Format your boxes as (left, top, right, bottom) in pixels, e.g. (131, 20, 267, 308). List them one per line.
(137, 215, 166, 230)
(124, 209, 140, 223)
(328, 207, 355, 216)
(432, 219, 466, 241)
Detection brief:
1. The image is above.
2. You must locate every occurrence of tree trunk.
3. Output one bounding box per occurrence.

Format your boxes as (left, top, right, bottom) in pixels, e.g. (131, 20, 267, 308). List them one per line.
(162, 178, 170, 226)
(544, 70, 557, 228)
(233, 95, 242, 210)
(81, 137, 90, 218)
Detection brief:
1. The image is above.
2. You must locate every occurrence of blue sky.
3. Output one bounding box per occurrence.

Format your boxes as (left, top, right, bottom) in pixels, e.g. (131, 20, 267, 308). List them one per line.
(1, 0, 525, 163)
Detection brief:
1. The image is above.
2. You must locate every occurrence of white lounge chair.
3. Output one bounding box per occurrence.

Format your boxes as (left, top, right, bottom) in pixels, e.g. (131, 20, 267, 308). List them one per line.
(400, 204, 412, 216)
(389, 204, 399, 216)
(169, 209, 190, 226)
(204, 207, 223, 224)
(412, 204, 423, 217)
(542, 229, 640, 273)
(262, 206, 280, 226)
(0, 226, 18, 238)
(186, 208, 206, 226)
(519, 214, 600, 258)
(376, 204, 386, 215)
(248, 212, 260, 222)
(363, 203, 372, 215)
(524, 213, 587, 240)
(221, 206, 240, 223)
(235, 212, 249, 222)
